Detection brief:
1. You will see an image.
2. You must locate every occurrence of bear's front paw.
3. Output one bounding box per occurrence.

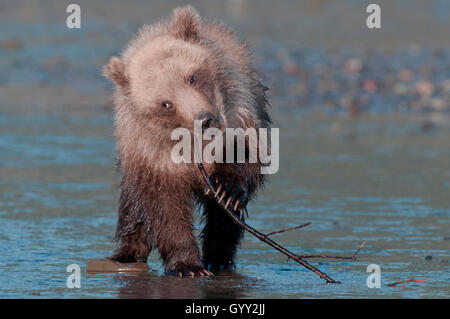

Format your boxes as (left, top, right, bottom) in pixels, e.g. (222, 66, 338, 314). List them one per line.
(204, 260, 236, 273)
(204, 175, 249, 212)
(169, 263, 213, 277)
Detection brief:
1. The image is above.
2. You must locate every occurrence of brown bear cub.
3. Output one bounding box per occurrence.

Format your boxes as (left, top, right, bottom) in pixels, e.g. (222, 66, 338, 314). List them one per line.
(103, 6, 271, 276)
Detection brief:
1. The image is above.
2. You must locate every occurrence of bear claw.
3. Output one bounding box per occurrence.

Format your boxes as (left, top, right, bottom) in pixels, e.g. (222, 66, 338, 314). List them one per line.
(205, 176, 249, 213)
(175, 268, 214, 277)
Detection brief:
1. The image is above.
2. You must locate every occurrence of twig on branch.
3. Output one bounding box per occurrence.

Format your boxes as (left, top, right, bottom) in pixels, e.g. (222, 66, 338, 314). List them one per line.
(266, 222, 311, 236)
(297, 241, 367, 260)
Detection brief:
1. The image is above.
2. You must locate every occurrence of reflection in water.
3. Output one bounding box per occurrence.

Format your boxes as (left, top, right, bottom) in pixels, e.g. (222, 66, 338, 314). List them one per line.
(115, 271, 253, 299)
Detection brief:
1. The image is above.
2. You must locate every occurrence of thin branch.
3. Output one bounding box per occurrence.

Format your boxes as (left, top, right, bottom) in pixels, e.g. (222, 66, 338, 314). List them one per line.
(196, 162, 340, 284)
(193, 135, 367, 284)
(297, 241, 367, 260)
(266, 222, 311, 236)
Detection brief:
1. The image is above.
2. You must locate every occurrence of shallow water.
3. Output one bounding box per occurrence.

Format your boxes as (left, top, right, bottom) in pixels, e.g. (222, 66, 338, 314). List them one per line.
(0, 0, 449, 299)
(0, 105, 448, 298)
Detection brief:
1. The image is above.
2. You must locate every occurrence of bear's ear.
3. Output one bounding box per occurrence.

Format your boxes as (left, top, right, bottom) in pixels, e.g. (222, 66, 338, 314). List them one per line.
(169, 6, 201, 42)
(102, 57, 129, 88)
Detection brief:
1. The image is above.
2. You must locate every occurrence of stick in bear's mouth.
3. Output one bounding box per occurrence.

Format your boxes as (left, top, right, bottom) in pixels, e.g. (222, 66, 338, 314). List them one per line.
(193, 134, 367, 284)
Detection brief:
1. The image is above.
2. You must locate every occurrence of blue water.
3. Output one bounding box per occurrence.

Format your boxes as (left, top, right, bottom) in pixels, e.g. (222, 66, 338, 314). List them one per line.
(0, 107, 449, 298)
(0, 0, 449, 298)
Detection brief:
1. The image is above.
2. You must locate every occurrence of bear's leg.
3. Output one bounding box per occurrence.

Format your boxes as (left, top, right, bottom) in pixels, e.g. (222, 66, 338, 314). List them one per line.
(155, 201, 212, 277)
(111, 223, 151, 263)
(201, 198, 244, 272)
(111, 187, 152, 263)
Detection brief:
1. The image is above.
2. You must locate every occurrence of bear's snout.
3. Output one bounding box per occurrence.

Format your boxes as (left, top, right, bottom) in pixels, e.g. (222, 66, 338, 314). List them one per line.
(195, 111, 216, 130)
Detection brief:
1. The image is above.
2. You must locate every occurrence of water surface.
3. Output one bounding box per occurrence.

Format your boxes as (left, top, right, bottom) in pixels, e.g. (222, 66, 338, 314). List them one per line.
(0, 106, 448, 298)
(0, 0, 449, 299)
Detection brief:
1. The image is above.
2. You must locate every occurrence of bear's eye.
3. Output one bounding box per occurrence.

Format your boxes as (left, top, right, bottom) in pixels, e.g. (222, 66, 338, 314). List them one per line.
(161, 101, 173, 109)
(188, 75, 198, 85)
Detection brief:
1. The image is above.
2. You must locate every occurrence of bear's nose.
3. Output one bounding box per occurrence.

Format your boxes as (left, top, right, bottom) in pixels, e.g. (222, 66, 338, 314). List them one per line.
(195, 111, 215, 130)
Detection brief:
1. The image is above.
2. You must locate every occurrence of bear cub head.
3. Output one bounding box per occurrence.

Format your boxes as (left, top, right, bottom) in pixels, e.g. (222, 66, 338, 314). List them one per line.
(103, 7, 225, 136)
